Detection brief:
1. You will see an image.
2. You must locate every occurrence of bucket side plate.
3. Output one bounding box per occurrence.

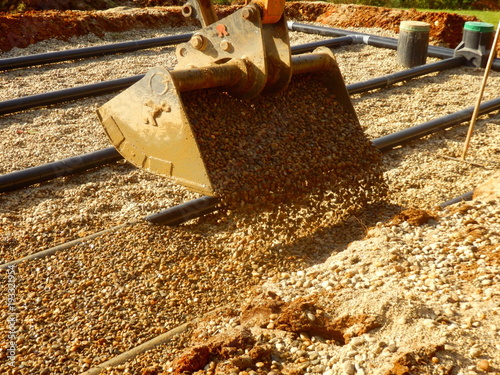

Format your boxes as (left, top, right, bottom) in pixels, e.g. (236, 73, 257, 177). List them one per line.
(97, 66, 214, 196)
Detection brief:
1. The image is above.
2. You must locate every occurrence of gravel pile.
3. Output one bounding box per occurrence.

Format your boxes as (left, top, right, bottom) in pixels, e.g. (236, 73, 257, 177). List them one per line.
(183, 75, 386, 209)
(0, 17, 499, 375)
(154, 189, 499, 375)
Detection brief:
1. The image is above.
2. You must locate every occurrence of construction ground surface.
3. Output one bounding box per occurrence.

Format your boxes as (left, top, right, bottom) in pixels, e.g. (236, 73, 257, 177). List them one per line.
(0, 1, 499, 375)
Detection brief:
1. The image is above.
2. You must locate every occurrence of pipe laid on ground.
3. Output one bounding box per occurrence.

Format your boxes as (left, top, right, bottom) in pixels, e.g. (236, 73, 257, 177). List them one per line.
(0, 38, 351, 116)
(440, 191, 474, 208)
(0, 147, 121, 193)
(290, 36, 353, 54)
(0, 75, 143, 116)
(372, 96, 500, 151)
(0, 34, 192, 71)
(0, 39, 462, 117)
(79, 320, 193, 375)
(0, 33, 350, 72)
(79, 305, 230, 375)
(145, 196, 221, 225)
(288, 21, 500, 70)
(288, 21, 452, 59)
(0, 221, 134, 269)
(347, 56, 465, 94)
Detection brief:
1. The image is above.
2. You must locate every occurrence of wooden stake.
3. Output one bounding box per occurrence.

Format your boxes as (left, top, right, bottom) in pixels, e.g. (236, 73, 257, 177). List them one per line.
(461, 21, 500, 160)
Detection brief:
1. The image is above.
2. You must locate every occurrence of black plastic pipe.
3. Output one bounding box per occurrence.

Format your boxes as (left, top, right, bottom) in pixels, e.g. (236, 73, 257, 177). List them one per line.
(288, 21, 452, 59)
(0, 37, 354, 116)
(347, 56, 465, 94)
(0, 75, 143, 116)
(290, 36, 353, 54)
(372, 96, 500, 151)
(0, 147, 121, 192)
(0, 38, 462, 117)
(0, 34, 192, 71)
(145, 196, 221, 225)
(288, 21, 500, 70)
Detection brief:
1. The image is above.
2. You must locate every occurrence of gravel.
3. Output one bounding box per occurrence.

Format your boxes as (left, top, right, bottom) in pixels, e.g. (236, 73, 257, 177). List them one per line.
(0, 16, 499, 375)
(183, 74, 386, 209)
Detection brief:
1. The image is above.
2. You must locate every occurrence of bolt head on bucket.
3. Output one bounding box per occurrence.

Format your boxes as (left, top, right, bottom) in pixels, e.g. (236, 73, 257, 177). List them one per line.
(97, 66, 214, 196)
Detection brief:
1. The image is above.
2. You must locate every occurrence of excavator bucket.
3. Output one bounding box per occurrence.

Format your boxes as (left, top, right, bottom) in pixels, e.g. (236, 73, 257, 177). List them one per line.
(97, 66, 215, 195)
(97, 4, 365, 205)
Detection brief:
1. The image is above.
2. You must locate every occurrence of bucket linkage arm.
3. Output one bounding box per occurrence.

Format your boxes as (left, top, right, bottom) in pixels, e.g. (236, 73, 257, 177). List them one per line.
(181, 0, 286, 26)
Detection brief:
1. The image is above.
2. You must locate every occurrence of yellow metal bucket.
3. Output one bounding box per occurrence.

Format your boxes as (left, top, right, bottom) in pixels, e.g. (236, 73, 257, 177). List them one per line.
(97, 47, 358, 199)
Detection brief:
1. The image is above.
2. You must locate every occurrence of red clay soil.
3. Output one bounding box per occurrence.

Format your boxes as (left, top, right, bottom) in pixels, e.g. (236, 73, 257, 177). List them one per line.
(0, 0, 182, 12)
(0, 7, 195, 52)
(284, 2, 479, 48)
(0, 1, 481, 53)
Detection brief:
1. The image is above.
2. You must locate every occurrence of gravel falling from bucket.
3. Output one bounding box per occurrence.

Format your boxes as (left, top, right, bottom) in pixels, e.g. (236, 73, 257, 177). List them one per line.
(182, 74, 387, 234)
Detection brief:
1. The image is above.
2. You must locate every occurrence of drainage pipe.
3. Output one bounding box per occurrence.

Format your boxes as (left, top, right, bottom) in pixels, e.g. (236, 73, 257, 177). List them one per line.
(0, 40, 462, 117)
(0, 147, 121, 193)
(0, 221, 134, 269)
(290, 36, 353, 54)
(0, 33, 350, 72)
(0, 75, 143, 116)
(145, 196, 221, 225)
(440, 191, 474, 208)
(288, 21, 452, 59)
(347, 56, 465, 94)
(288, 21, 500, 70)
(0, 34, 192, 71)
(0, 38, 352, 116)
(372, 96, 500, 151)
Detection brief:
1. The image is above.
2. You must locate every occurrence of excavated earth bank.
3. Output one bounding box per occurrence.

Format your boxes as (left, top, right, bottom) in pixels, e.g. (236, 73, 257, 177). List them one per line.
(0, 1, 482, 52)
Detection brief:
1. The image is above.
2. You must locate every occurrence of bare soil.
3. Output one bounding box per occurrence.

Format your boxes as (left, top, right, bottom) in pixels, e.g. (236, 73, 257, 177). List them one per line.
(0, 1, 483, 52)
